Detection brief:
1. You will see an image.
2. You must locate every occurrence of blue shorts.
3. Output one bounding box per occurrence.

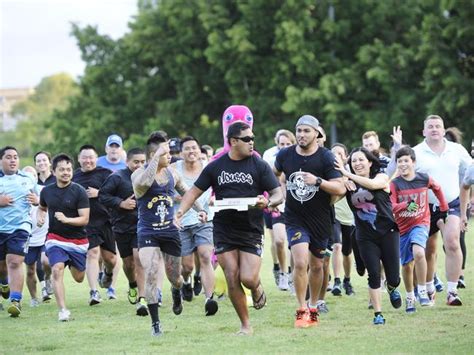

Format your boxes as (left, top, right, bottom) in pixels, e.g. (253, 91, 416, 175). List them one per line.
(400, 226, 428, 266)
(25, 245, 45, 265)
(46, 246, 87, 272)
(0, 230, 30, 260)
(429, 198, 461, 235)
(138, 233, 181, 257)
(286, 225, 328, 259)
(179, 222, 213, 256)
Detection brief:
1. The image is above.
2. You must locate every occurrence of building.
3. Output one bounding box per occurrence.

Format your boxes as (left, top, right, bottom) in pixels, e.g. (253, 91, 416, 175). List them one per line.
(0, 87, 34, 131)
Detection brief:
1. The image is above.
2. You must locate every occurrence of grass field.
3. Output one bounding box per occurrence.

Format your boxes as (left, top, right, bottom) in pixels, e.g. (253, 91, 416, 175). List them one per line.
(1, 225, 473, 354)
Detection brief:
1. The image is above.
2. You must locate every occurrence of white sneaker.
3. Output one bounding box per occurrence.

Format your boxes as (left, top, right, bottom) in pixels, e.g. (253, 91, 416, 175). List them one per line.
(30, 298, 41, 307)
(58, 308, 71, 322)
(278, 272, 289, 291)
(45, 279, 54, 295)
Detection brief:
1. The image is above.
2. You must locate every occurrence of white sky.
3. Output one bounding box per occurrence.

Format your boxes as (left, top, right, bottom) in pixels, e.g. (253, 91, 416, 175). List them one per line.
(0, 0, 138, 88)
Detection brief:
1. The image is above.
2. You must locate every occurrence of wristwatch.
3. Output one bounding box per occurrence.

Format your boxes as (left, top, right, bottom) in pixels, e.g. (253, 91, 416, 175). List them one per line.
(315, 177, 322, 191)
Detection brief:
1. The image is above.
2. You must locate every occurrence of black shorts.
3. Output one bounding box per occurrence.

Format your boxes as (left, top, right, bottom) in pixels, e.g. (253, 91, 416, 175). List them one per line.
(263, 211, 273, 229)
(138, 233, 181, 257)
(87, 224, 116, 254)
(115, 232, 138, 259)
(429, 198, 461, 236)
(213, 223, 264, 257)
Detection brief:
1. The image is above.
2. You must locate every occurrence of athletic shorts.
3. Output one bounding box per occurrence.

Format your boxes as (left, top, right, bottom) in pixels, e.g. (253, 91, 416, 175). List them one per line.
(263, 211, 273, 229)
(400, 226, 428, 266)
(46, 246, 87, 272)
(87, 224, 116, 254)
(24, 245, 45, 265)
(429, 198, 461, 236)
(213, 223, 264, 257)
(179, 222, 213, 256)
(138, 233, 181, 257)
(0, 230, 30, 260)
(114, 232, 137, 259)
(286, 224, 328, 259)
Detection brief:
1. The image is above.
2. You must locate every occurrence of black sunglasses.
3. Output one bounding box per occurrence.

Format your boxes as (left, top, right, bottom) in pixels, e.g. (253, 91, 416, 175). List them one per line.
(233, 136, 255, 143)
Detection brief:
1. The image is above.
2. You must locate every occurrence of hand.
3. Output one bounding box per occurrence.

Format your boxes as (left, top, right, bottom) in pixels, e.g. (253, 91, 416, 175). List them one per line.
(157, 142, 170, 156)
(406, 200, 419, 212)
(54, 212, 68, 223)
(37, 214, 45, 228)
(86, 187, 99, 198)
(119, 195, 136, 210)
(27, 192, 39, 205)
(0, 194, 13, 207)
(198, 210, 208, 223)
(299, 172, 319, 186)
(344, 179, 356, 192)
(391, 126, 403, 147)
(334, 157, 349, 176)
(460, 216, 468, 232)
(173, 209, 184, 230)
(255, 195, 269, 210)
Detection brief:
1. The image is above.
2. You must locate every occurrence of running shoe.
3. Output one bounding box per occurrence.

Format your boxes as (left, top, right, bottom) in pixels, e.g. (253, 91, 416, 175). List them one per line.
(405, 297, 416, 313)
(326, 274, 332, 292)
(181, 283, 193, 302)
(99, 271, 113, 289)
(193, 274, 202, 296)
(386, 283, 402, 309)
(127, 287, 138, 304)
(7, 300, 21, 317)
(419, 296, 433, 307)
(307, 307, 319, 327)
(58, 308, 71, 322)
(331, 281, 342, 296)
(434, 274, 444, 292)
(458, 275, 466, 289)
(343, 279, 355, 296)
(89, 290, 101, 306)
(1, 284, 10, 299)
(30, 298, 40, 307)
(288, 279, 296, 296)
(42, 287, 52, 302)
(205, 296, 218, 316)
(446, 291, 462, 306)
(151, 321, 163, 337)
(317, 301, 329, 314)
(278, 272, 289, 291)
(171, 287, 183, 315)
(106, 287, 117, 300)
(273, 269, 280, 286)
(373, 314, 385, 325)
(45, 279, 54, 295)
(136, 298, 148, 316)
(294, 307, 309, 328)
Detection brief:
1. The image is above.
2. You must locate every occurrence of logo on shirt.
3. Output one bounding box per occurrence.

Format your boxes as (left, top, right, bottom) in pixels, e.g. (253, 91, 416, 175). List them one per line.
(217, 171, 253, 186)
(147, 195, 173, 228)
(351, 189, 377, 229)
(287, 170, 317, 203)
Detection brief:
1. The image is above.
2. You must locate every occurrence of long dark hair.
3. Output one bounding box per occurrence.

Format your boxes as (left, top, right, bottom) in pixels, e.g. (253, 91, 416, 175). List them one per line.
(348, 147, 381, 178)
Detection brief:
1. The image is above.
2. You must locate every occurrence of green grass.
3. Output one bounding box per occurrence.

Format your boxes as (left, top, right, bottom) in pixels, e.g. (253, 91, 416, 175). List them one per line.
(1, 226, 473, 354)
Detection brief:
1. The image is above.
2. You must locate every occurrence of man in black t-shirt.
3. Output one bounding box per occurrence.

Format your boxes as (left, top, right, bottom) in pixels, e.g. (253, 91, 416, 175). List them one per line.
(73, 145, 116, 305)
(274, 115, 345, 328)
(38, 154, 90, 321)
(176, 121, 283, 335)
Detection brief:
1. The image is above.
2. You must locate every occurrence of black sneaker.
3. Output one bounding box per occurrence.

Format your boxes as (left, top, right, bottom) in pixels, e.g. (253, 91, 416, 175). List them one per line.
(205, 297, 218, 316)
(151, 321, 163, 337)
(99, 271, 113, 289)
(343, 280, 355, 296)
(458, 275, 466, 289)
(193, 274, 202, 296)
(181, 283, 193, 302)
(331, 280, 342, 296)
(386, 282, 402, 309)
(171, 287, 183, 315)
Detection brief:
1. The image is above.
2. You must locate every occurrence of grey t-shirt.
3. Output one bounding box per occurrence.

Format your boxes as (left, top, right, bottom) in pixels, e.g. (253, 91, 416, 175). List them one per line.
(463, 164, 474, 187)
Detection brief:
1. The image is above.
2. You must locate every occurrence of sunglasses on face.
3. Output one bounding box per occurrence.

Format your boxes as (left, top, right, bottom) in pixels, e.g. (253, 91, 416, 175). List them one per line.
(233, 136, 255, 143)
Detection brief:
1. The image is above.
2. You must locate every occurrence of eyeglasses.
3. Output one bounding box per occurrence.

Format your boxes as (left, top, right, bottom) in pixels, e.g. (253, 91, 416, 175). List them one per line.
(233, 136, 255, 143)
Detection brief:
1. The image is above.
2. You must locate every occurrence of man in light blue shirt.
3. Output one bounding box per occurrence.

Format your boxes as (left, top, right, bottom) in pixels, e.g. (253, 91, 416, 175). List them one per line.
(97, 134, 127, 172)
(0, 146, 38, 317)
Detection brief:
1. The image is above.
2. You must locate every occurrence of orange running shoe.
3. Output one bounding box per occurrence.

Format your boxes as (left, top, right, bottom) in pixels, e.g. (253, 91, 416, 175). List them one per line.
(307, 307, 319, 327)
(294, 308, 309, 328)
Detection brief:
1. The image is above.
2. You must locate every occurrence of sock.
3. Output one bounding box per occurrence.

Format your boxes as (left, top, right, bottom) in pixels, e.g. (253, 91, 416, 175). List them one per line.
(194, 272, 200, 278)
(40, 280, 46, 288)
(10, 291, 22, 302)
(334, 277, 341, 284)
(308, 303, 318, 309)
(417, 285, 427, 295)
(148, 303, 159, 323)
(273, 264, 280, 271)
(374, 311, 382, 317)
(129, 281, 138, 289)
(183, 277, 191, 285)
(447, 281, 458, 293)
(426, 281, 435, 293)
(343, 277, 350, 283)
(316, 300, 325, 307)
(406, 291, 415, 299)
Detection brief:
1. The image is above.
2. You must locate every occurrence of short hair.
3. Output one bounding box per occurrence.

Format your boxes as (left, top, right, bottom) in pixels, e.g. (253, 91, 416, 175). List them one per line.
(126, 147, 145, 160)
(396, 146, 416, 161)
(201, 144, 213, 153)
(146, 132, 167, 158)
(78, 145, 98, 154)
(227, 122, 251, 145)
(200, 147, 208, 155)
(52, 153, 74, 171)
(0, 146, 17, 159)
(275, 129, 296, 145)
(424, 114, 444, 124)
(348, 147, 381, 178)
(34, 151, 52, 163)
(445, 127, 463, 144)
(362, 131, 379, 141)
(331, 143, 348, 156)
(180, 136, 200, 150)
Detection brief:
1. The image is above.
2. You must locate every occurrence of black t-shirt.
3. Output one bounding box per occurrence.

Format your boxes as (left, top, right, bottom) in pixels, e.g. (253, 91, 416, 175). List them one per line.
(40, 182, 90, 239)
(274, 145, 341, 238)
(38, 174, 56, 186)
(194, 153, 280, 234)
(346, 184, 398, 240)
(72, 167, 112, 227)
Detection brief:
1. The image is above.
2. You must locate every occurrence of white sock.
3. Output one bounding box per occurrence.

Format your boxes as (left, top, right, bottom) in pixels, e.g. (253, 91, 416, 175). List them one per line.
(184, 277, 191, 284)
(406, 291, 415, 300)
(447, 281, 458, 293)
(426, 281, 435, 293)
(417, 285, 427, 295)
(40, 280, 46, 288)
(309, 303, 319, 309)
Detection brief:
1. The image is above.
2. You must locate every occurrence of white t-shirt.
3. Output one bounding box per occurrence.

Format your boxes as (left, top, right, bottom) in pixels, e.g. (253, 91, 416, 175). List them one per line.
(29, 186, 48, 247)
(414, 139, 471, 204)
(262, 146, 279, 169)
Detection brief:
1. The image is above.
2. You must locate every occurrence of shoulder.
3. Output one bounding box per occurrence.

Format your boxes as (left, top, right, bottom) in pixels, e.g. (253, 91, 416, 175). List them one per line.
(96, 166, 112, 176)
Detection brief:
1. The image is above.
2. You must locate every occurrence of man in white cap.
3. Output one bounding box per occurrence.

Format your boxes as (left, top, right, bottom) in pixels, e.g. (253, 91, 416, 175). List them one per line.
(97, 134, 127, 172)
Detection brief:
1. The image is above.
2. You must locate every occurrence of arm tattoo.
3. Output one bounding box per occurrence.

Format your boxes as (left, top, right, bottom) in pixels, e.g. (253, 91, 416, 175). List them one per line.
(132, 151, 161, 198)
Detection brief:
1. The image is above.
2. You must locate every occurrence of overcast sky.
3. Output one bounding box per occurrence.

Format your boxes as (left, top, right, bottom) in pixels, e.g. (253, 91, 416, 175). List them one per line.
(0, 0, 138, 89)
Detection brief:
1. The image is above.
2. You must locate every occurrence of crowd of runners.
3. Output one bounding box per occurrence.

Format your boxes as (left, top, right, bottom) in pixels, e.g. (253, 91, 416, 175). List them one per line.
(0, 106, 473, 336)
